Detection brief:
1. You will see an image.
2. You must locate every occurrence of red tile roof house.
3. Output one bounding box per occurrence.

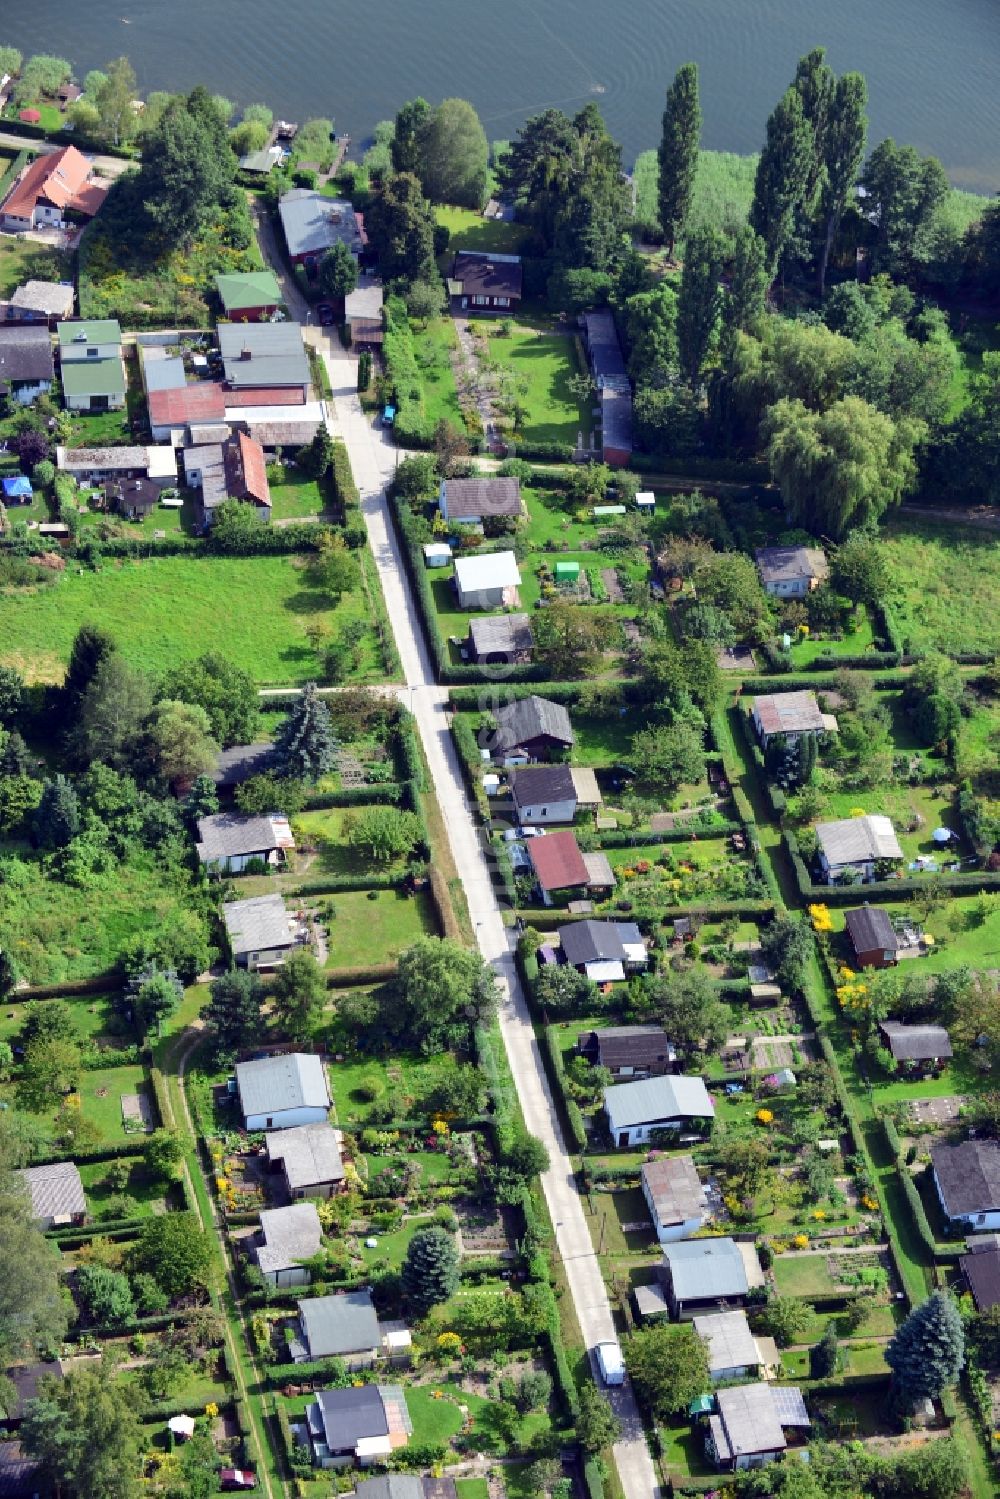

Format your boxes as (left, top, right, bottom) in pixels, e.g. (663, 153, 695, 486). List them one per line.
(526, 830, 617, 908)
(148, 381, 227, 442)
(224, 431, 271, 512)
(0, 145, 108, 232)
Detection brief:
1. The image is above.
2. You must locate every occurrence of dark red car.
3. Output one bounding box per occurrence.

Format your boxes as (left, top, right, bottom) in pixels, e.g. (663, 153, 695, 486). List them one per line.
(220, 1471, 257, 1491)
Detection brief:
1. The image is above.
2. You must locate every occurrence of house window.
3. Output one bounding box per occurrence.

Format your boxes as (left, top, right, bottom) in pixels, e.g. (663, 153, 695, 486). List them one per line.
(494, 297, 510, 307)
(265, 1117, 273, 1128)
(472, 295, 489, 306)
(540, 807, 547, 817)
(86, 348, 98, 358)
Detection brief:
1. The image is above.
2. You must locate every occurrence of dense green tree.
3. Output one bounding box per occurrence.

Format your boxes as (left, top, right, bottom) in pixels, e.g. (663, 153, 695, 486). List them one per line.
(534, 963, 599, 1017)
(0, 730, 30, 777)
(810, 1319, 840, 1378)
(750, 87, 814, 271)
(0, 666, 24, 726)
(830, 533, 889, 607)
(185, 773, 219, 821)
(140, 89, 235, 248)
(204, 969, 265, 1065)
(623, 285, 679, 385)
(14, 54, 71, 104)
(147, 699, 219, 785)
(133, 1212, 212, 1299)
(389, 937, 499, 1053)
(576, 1383, 622, 1454)
(502, 1129, 550, 1183)
(144, 1129, 183, 1182)
(531, 599, 618, 678)
(718, 1135, 777, 1213)
(274, 682, 337, 783)
(401, 1225, 459, 1315)
(93, 56, 137, 147)
(726, 225, 770, 333)
(271, 947, 327, 1045)
(0, 1116, 69, 1366)
(298, 425, 336, 480)
(61, 624, 117, 727)
(817, 72, 868, 295)
(18, 1035, 81, 1113)
(22, 1364, 144, 1499)
(627, 1322, 709, 1419)
(127, 965, 183, 1040)
(646, 966, 729, 1051)
(628, 719, 706, 792)
(886, 1290, 964, 1406)
(764, 394, 924, 537)
(862, 138, 949, 278)
(934, 352, 1000, 504)
(76, 1265, 135, 1326)
(0, 47, 22, 77)
(677, 225, 725, 386)
(792, 48, 836, 204)
(71, 654, 153, 773)
(310, 531, 360, 600)
(207, 497, 269, 551)
(657, 63, 701, 256)
(391, 97, 431, 175)
(691, 549, 772, 640)
(318, 240, 359, 300)
(365, 172, 438, 285)
(419, 97, 489, 208)
(499, 104, 631, 273)
(759, 1294, 810, 1346)
(33, 775, 80, 849)
(345, 805, 424, 863)
(761, 913, 814, 991)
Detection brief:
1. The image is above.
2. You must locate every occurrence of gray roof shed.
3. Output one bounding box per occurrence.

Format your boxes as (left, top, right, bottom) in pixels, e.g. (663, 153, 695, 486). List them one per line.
(19, 1160, 85, 1222)
(298, 1289, 380, 1358)
(662, 1237, 749, 1302)
(236, 1052, 330, 1120)
(224, 893, 296, 959)
(267, 1122, 344, 1192)
(218, 321, 310, 389)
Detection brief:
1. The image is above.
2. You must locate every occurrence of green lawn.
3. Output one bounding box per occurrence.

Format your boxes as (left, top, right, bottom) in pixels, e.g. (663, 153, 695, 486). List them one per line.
(816, 783, 968, 866)
(410, 317, 465, 430)
(772, 1254, 841, 1296)
(787, 609, 876, 667)
(327, 1050, 464, 1126)
(404, 1384, 466, 1447)
(828, 895, 1000, 976)
(78, 1158, 180, 1219)
(292, 806, 414, 877)
(659, 1422, 716, 1482)
(0, 552, 384, 686)
(323, 888, 437, 969)
(481, 322, 588, 446)
(436, 205, 533, 257)
(0, 234, 70, 299)
(77, 1062, 154, 1141)
(881, 518, 1000, 656)
(267, 470, 333, 521)
(455, 1481, 489, 1499)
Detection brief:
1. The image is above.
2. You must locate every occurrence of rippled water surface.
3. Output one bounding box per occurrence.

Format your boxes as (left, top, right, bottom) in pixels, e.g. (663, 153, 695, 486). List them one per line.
(7, 0, 1000, 189)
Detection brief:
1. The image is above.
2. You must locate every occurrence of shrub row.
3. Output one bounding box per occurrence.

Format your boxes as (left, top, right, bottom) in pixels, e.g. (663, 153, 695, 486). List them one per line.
(475, 1022, 518, 1157)
(881, 1120, 962, 1264)
(449, 681, 657, 710)
(630, 453, 770, 483)
(325, 962, 401, 988)
(33, 1137, 150, 1168)
(542, 1027, 588, 1153)
(517, 899, 776, 932)
(397, 711, 426, 792)
(49, 1215, 150, 1244)
(594, 821, 739, 848)
(287, 871, 405, 895)
(301, 784, 404, 809)
(18, 973, 117, 1000)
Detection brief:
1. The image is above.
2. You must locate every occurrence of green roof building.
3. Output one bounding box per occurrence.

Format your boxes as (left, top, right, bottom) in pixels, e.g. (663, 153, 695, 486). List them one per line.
(216, 270, 283, 322)
(57, 319, 126, 410)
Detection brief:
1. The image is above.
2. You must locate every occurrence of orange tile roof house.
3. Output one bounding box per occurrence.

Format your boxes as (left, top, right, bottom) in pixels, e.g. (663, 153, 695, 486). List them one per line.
(1, 146, 108, 232)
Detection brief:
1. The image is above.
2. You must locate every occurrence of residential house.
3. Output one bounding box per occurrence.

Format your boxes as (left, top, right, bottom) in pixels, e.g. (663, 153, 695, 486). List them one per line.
(879, 1021, 953, 1071)
(344, 281, 384, 347)
(932, 1140, 1000, 1231)
(845, 905, 927, 969)
(216, 270, 283, 322)
(279, 190, 367, 272)
(693, 1310, 764, 1382)
(815, 815, 903, 884)
(104, 477, 160, 520)
(453, 550, 521, 610)
(660, 1237, 754, 1319)
(527, 829, 590, 906)
(254, 1202, 323, 1287)
(0, 145, 107, 232)
(577, 1020, 669, 1074)
(706, 1383, 810, 1470)
(239, 410, 323, 449)
(195, 811, 295, 873)
(212, 743, 278, 792)
(0, 324, 54, 404)
(488, 695, 574, 762)
(224, 893, 304, 970)
(641, 1154, 708, 1243)
(355, 1478, 456, 1499)
(510, 764, 577, 825)
(582, 310, 632, 466)
(5, 278, 75, 323)
(18, 1161, 86, 1229)
(751, 691, 836, 745)
(218, 322, 311, 406)
(56, 445, 176, 487)
(439, 475, 522, 527)
(754, 546, 829, 598)
(56, 319, 125, 411)
(148, 381, 227, 441)
(235, 1052, 331, 1131)
(467, 613, 533, 665)
(960, 1240, 1000, 1311)
(293, 1290, 381, 1365)
(448, 251, 522, 314)
(266, 1123, 344, 1200)
(305, 1383, 410, 1467)
(605, 1075, 714, 1147)
(223, 430, 272, 515)
(0, 1440, 44, 1498)
(1, 476, 32, 504)
(0, 1360, 63, 1429)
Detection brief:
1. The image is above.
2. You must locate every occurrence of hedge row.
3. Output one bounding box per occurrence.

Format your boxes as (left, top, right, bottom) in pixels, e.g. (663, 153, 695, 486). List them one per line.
(517, 899, 776, 932)
(286, 871, 407, 895)
(301, 784, 404, 809)
(18, 973, 117, 1000)
(449, 681, 657, 710)
(31, 1136, 150, 1168)
(49, 1215, 149, 1244)
(584, 1457, 606, 1499)
(325, 963, 400, 988)
(593, 821, 739, 848)
(397, 711, 426, 792)
(542, 1027, 588, 1153)
(881, 1119, 962, 1264)
(475, 1022, 518, 1157)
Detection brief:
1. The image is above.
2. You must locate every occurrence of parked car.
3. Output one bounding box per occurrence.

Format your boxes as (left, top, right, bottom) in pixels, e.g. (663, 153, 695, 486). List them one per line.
(595, 1340, 625, 1386)
(220, 1470, 257, 1490)
(316, 303, 335, 325)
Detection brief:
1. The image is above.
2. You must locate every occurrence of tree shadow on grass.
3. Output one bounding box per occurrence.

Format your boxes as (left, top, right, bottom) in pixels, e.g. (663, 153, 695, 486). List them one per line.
(282, 588, 330, 615)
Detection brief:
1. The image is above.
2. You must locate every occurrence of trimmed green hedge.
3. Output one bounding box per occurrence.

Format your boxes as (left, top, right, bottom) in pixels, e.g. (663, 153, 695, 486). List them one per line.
(543, 1026, 588, 1153)
(302, 784, 404, 809)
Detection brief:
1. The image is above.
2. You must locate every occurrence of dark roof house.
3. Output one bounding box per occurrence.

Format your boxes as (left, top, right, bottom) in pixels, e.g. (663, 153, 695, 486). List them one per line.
(448, 251, 522, 313)
(755, 546, 829, 595)
(845, 905, 899, 966)
(489, 695, 574, 758)
(0, 1440, 44, 1498)
(961, 1241, 1000, 1311)
(279, 190, 367, 264)
(510, 763, 576, 821)
(879, 1021, 953, 1065)
(439, 476, 522, 523)
(932, 1140, 1000, 1228)
(527, 830, 590, 895)
(1, 1361, 63, 1427)
(212, 743, 278, 789)
(0, 324, 54, 392)
(577, 1021, 671, 1073)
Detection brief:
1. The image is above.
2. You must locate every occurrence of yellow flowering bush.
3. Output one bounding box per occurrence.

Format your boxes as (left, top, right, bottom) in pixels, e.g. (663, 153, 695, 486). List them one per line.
(756, 1109, 774, 1125)
(836, 979, 869, 1013)
(808, 903, 833, 933)
(861, 1194, 879, 1211)
(205, 1402, 219, 1419)
(849, 807, 866, 818)
(432, 1119, 449, 1136)
(215, 1176, 229, 1193)
(813, 1209, 826, 1220)
(793, 1234, 809, 1248)
(436, 1332, 461, 1354)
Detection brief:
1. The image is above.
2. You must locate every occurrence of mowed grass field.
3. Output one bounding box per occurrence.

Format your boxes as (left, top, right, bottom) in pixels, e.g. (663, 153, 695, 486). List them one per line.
(484, 323, 588, 445)
(0, 553, 382, 686)
(882, 519, 1000, 655)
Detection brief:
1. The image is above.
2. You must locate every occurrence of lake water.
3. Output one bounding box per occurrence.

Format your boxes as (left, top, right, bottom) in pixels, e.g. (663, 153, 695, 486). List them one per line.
(6, 0, 1000, 191)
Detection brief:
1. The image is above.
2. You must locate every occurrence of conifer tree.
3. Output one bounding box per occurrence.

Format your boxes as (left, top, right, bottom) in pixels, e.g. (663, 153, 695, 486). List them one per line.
(401, 1225, 459, 1315)
(750, 88, 814, 272)
(886, 1291, 964, 1407)
(657, 63, 701, 257)
(274, 682, 337, 783)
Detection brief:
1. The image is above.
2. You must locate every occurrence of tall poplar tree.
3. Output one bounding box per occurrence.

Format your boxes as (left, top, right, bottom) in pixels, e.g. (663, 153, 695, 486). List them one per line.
(818, 72, 868, 296)
(657, 63, 701, 257)
(750, 88, 814, 272)
(726, 225, 770, 332)
(677, 226, 725, 387)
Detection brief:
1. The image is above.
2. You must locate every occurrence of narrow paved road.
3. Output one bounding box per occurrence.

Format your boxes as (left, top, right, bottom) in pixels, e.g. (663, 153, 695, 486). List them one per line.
(308, 328, 659, 1498)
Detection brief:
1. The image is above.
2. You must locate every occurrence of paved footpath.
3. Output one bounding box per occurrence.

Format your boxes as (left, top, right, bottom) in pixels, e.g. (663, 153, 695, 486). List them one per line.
(311, 329, 660, 1498)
